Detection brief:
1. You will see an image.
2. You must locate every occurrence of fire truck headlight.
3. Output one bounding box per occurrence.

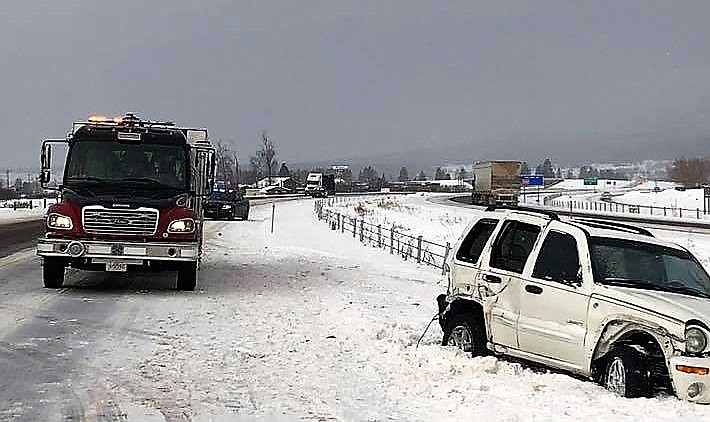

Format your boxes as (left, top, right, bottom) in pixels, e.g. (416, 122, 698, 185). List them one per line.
(168, 218, 196, 234)
(47, 213, 73, 230)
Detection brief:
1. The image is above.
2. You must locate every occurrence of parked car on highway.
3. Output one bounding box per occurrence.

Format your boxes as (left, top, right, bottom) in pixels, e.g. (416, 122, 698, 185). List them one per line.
(204, 191, 249, 220)
(438, 206, 710, 402)
(261, 185, 292, 195)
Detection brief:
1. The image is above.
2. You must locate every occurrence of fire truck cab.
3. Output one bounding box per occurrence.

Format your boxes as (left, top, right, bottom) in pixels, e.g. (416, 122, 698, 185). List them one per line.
(37, 113, 215, 290)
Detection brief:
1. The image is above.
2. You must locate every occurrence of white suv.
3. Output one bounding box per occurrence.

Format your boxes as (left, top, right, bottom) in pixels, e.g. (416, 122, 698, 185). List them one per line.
(437, 207, 710, 402)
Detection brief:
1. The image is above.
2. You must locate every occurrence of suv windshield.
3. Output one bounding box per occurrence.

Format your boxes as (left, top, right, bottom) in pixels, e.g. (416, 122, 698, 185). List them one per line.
(590, 237, 710, 298)
(65, 141, 187, 190)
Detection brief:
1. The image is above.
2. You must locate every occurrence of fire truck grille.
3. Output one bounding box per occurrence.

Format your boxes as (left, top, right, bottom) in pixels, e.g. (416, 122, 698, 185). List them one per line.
(83, 208, 159, 236)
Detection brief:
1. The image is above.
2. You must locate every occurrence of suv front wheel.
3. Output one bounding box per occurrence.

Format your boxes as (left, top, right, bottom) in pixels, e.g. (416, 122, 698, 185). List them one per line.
(602, 346, 651, 398)
(442, 313, 487, 357)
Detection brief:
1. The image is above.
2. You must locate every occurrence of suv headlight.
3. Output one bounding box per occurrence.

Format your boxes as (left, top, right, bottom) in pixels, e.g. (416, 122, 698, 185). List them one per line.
(686, 327, 707, 354)
(221, 204, 232, 210)
(47, 213, 73, 230)
(168, 218, 196, 233)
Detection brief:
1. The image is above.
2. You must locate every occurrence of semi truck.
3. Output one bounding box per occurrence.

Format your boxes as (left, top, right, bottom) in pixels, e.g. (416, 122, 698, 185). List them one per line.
(36, 113, 215, 290)
(471, 160, 521, 206)
(305, 172, 335, 197)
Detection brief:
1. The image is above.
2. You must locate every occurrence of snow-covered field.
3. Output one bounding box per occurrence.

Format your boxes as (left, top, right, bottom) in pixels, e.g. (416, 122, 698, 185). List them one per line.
(322, 193, 710, 272)
(616, 188, 705, 211)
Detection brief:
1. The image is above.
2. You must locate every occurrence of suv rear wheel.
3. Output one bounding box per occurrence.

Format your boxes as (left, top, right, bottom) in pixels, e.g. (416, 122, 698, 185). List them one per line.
(442, 313, 487, 357)
(43, 258, 65, 288)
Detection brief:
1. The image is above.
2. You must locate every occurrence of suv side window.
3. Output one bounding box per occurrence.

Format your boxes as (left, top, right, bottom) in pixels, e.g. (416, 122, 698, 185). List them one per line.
(456, 219, 498, 264)
(489, 221, 541, 273)
(532, 231, 581, 284)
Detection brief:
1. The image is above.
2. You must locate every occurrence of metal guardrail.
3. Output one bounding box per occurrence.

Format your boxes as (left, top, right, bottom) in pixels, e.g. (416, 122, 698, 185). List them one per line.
(546, 197, 708, 220)
(314, 199, 451, 274)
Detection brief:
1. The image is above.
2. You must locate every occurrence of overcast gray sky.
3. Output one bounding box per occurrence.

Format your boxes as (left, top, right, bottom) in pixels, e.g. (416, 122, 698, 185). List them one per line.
(1, 0, 710, 169)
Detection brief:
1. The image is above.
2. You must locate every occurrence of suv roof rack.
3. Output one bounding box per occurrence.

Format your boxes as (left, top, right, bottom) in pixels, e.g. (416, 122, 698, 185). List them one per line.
(571, 218, 654, 237)
(485, 205, 560, 221)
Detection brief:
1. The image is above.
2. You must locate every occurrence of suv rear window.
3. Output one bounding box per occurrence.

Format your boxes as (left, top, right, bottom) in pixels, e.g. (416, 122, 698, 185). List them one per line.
(532, 231, 580, 284)
(456, 219, 498, 264)
(489, 221, 541, 273)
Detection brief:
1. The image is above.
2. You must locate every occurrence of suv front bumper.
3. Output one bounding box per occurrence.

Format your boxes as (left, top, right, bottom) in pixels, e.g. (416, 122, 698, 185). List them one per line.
(36, 238, 199, 262)
(670, 356, 710, 403)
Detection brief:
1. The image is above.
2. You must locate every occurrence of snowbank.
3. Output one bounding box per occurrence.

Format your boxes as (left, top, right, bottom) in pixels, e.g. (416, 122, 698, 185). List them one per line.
(0, 198, 57, 225)
(616, 188, 705, 211)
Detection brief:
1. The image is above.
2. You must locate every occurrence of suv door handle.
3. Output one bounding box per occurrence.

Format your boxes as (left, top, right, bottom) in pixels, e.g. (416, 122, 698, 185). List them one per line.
(484, 274, 502, 284)
(525, 284, 543, 295)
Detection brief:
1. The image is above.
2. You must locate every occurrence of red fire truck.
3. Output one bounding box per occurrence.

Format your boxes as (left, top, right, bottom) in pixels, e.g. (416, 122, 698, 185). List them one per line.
(37, 113, 215, 290)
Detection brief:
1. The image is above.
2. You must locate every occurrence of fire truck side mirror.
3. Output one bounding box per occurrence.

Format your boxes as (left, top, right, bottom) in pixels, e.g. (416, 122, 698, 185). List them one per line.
(40, 142, 53, 187)
(40, 169, 51, 185)
(41, 143, 52, 170)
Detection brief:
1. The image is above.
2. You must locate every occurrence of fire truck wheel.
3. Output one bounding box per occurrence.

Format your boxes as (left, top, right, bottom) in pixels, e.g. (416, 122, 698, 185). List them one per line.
(43, 258, 65, 288)
(177, 262, 198, 291)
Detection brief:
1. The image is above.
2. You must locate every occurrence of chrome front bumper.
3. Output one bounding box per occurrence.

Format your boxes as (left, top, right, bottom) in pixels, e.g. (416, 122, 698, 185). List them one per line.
(36, 238, 199, 262)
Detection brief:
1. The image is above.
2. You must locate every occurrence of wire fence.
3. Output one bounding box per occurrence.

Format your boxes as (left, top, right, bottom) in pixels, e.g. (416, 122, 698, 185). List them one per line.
(314, 200, 451, 274)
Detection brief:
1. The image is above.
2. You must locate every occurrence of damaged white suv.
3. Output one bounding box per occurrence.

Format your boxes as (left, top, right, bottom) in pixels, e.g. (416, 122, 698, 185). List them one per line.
(437, 207, 710, 402)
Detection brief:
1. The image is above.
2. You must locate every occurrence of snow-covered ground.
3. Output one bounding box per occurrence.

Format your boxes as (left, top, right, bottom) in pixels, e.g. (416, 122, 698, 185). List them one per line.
(3, 197, 710, 420)
(322, 193, 710, 272)
(615, 188, 705, 211)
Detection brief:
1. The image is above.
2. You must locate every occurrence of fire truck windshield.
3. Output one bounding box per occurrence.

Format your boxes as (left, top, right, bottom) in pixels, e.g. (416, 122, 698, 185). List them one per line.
(65, 141, 188, 191)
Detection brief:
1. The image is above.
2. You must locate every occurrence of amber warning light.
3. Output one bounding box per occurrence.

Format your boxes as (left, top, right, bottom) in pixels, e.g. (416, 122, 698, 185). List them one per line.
(88, 115, 124, 123)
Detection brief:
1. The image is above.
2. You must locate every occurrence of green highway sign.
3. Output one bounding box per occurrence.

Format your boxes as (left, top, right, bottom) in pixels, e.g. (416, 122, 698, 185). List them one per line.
(583, 177, 598, 186)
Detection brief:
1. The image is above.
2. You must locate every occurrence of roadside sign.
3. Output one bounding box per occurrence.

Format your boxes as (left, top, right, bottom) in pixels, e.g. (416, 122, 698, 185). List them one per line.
(583, 177, 598, 186)
(521, 175, 544, 187)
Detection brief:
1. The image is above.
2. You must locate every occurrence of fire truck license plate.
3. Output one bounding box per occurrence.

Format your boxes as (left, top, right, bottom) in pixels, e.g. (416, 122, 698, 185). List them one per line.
(106, 261, 128, 272)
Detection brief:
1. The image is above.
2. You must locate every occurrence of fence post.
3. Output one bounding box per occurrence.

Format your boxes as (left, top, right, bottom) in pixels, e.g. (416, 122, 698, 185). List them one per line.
(43, 198, 47, 208)
(650, 206, 653, 216)
(360, 220, 364, 242)
(416, 236, 423, 263)
(390, 225, 395, 254)
(441, 242, 451, 275)
(698, 208, 701, 219)
(377, 225, 382, 248)
(664, 207, 667, 216)
(680, 208, 683, 218)
(352, 218, 356, 238)
(341, 214, 345, 233)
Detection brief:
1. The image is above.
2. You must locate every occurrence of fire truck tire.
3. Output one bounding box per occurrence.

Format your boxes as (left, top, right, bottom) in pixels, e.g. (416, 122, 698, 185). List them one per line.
(177, 263, 198, 291)
(43, 258, 65, 288)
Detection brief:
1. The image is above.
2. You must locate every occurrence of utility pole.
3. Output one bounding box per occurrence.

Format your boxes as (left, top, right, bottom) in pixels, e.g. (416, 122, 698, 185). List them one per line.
(234, 153, 240, 187)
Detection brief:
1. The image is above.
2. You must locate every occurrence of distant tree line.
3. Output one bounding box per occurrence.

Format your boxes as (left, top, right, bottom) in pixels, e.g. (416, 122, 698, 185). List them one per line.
(670, 157, 710, 187)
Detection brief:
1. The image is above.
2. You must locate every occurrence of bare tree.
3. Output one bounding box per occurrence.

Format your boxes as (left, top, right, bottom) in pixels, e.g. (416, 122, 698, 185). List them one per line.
(214, 139, 237, 186)
(252, 130, 278, 185)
